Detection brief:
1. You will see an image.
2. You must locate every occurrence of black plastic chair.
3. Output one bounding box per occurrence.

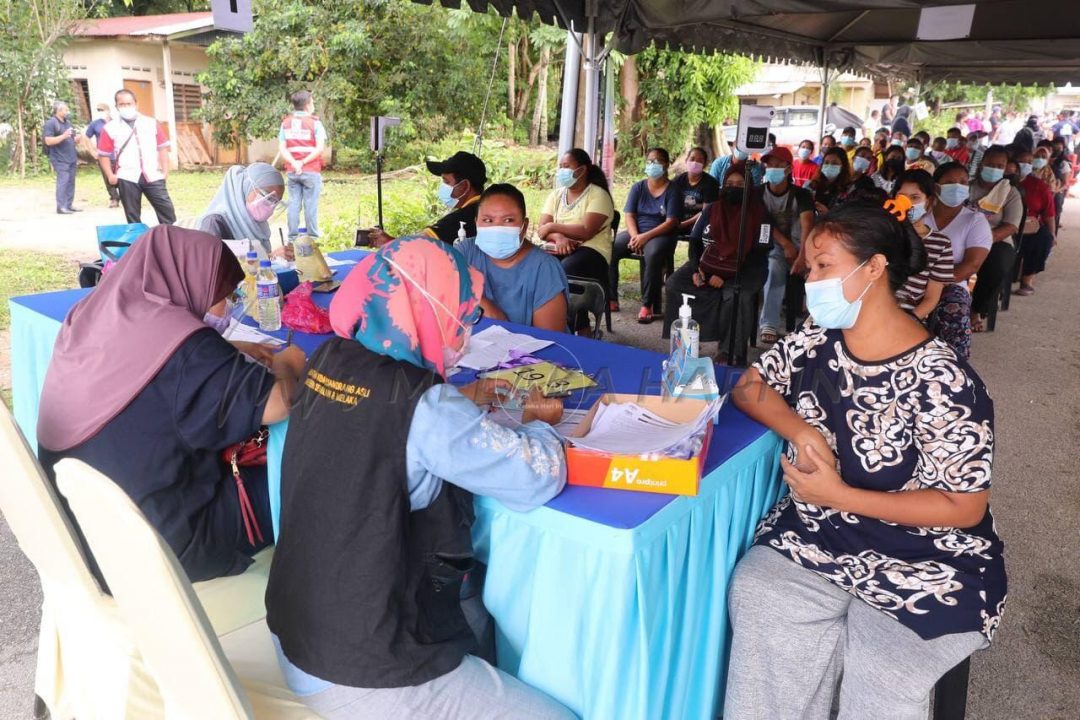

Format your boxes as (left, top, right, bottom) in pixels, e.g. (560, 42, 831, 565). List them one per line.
(566, 276, 608, 339)
(933, 656, 971, 720)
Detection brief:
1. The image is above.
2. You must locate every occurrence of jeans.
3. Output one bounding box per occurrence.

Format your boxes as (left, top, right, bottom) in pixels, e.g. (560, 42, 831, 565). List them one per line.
(287, 172, 323, 239)
(609, 230, 678, 310)
(758, 248, 791, 332)
(52, 160, 75, 211)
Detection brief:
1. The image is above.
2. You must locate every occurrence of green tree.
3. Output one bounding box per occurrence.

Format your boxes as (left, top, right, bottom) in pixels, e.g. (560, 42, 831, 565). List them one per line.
(619, 45, 756, 161)
(197, 0, 538, 168)
(0, 0, 94, 176)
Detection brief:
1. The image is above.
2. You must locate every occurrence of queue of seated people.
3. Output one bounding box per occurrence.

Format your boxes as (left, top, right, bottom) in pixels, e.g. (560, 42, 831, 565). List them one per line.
(29, 128, 1024, 718)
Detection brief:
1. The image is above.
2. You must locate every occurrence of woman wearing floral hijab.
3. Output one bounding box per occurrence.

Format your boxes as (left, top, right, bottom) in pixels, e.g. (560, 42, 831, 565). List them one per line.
(266, 235, 573, 720)
(38, 225, 307, 582)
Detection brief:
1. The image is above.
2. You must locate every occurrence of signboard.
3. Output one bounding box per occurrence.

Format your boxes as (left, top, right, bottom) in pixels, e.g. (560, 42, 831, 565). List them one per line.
(735, 104, 775, 155)
(212, 0, 253, 33)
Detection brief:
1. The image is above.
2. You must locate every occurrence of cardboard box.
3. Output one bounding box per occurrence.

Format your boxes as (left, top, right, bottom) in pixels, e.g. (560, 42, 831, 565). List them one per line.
(563, 394, 714, 496)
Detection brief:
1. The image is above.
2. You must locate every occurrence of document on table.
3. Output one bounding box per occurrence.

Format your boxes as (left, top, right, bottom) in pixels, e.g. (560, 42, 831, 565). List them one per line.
(569, 400, 721, 457)
(222, 319, 285, 346)
(481, 361, 597, 397)
(324, 256, 355, 268)
(456, 325, 554, 371)
(486, 406, 593, 437)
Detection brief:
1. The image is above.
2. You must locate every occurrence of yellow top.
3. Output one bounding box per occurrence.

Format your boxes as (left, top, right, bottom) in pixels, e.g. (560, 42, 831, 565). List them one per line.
(540, 185, 615, 262)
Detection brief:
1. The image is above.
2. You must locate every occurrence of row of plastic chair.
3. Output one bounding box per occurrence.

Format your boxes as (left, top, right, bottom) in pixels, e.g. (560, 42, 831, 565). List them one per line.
(0, 405, 320, 719)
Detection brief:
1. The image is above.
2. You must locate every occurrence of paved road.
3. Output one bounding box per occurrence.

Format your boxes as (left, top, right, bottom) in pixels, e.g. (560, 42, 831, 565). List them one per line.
(1, 201, 1078, 719)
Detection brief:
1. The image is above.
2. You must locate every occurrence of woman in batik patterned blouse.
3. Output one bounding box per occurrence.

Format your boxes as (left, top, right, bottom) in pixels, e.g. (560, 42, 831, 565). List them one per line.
(724, 199, 1006, 720)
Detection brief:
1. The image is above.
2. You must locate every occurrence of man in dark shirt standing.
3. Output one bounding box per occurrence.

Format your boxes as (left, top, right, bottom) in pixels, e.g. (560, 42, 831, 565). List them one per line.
(43, 101, 80, 214)
(84, 102, 120, 208)
(369, 151, 486, 246)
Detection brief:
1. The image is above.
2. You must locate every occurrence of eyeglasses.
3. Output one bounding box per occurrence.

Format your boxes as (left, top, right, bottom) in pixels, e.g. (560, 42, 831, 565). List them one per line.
(254, 187, 282, 206)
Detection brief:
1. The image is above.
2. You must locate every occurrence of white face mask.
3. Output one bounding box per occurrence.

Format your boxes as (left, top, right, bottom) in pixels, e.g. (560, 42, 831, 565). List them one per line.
(118, 106, 137, 121)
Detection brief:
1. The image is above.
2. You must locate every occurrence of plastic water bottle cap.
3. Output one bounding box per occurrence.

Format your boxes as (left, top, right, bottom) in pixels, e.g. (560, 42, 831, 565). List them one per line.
(246, 251, 258, 260)
(259, 259, 271, 267)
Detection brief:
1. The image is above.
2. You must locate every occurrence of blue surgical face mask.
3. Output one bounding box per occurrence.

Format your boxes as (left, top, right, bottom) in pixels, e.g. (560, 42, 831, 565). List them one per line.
(890, 139, 904, 147)
(805, 260, 873, 330)
(946, 137, 960, 149)
(475, 225, 523, 260)
(907, 201, 927, 223)
(797, 147, 812, 160)
(645, 161, 665, 179)
(764, 167, 787, 185)
(821, 164, 842, 180)
(438, 179, 463, 208)
(852, 156, 871, 174)
(905, 147, 922, 162)
(981, 166, 1005, 183)
(1033, 157, 1049, 170)
(841, 136, 855, 147)
(555, 167, 580, 188)
(733, 149, 748, 162)
(939, 183, 970, 208)
(1018, 162, 1033, 178)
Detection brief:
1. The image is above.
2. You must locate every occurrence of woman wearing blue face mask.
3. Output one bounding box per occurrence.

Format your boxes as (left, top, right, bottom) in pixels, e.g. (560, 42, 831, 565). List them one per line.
(726, 199, 1005, 720)
(811, 147, 852, 214)
(967, 145, 1023, 332)
(538, 148, 614, 329)
(457, 184, 569, 332)
(610, 147, 684, 323)
(926, 164, 992, 359)
(891, 170, 954, 323)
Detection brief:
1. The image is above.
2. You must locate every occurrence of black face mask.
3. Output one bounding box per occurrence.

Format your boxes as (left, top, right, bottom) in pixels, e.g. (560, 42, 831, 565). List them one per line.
(722, 186, 745, 204)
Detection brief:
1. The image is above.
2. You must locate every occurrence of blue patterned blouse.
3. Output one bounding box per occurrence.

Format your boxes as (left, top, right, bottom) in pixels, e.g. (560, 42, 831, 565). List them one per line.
(751, 323, 1007, 641)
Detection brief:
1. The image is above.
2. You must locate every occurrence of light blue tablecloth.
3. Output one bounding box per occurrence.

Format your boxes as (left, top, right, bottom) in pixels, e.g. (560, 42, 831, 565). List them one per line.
(10, 267, 785, 720)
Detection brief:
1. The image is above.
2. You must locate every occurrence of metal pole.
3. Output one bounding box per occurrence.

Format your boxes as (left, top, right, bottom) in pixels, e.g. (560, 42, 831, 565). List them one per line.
(725, 162, 755, 364)
(558, 31, 582, 156)
(817, 49, 830, 144)
(376, 151, 384, 228)
(582, 17, 600, 159)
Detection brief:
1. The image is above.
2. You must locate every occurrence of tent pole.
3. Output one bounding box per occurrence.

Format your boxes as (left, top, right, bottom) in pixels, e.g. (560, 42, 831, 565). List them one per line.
(582, 6, 600, 160)
(818, 48, 830, 143)
(558, 31, 582, 156)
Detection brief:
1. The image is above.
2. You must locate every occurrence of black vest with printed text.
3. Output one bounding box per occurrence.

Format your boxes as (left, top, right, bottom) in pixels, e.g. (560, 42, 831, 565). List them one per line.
(265, 338, 477, 688)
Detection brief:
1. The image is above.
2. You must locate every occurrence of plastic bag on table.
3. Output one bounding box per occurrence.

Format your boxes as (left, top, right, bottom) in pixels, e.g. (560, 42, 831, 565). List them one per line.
(280, 281, 333, 334)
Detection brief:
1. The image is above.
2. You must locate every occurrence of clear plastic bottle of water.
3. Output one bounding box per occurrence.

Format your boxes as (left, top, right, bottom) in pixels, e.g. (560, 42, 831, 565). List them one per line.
(241, 250, 259, 317)
(255, 260, 282, 331)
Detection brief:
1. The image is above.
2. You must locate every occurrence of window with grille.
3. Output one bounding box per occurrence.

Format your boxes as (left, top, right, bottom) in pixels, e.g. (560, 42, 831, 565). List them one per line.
(173, 84, 203, 122)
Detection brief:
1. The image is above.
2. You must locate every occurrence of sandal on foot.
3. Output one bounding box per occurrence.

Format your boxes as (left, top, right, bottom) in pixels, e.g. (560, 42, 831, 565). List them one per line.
(637, 306, 653, 324)
(759, 328, 779, 344)
(1014, 285, 1035, 296)
(608, 301, 621, 313)
(971, 314, 986, 332)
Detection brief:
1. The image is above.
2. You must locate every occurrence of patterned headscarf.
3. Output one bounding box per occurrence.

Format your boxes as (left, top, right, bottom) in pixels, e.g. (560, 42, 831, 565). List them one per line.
(329, 236, 484, 377)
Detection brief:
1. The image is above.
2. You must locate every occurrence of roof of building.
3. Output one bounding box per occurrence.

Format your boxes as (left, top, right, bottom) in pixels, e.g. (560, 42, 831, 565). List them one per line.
(72, 12, 214, 38)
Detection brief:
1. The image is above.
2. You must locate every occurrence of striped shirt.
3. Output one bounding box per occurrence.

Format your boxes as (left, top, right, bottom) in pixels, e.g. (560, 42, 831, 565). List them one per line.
(896, 229, 954, 312)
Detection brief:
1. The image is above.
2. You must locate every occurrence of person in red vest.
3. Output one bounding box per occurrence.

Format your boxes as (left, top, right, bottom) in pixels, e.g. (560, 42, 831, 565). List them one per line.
(278, 90, 327, 242)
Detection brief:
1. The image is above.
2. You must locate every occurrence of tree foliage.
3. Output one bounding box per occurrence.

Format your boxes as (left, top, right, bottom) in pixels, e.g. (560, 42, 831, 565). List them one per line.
(1, 0, 95, 176)
(197, 0, 557, 169)
(917, 81, 1054, 113)
(623, 46, 756, 158)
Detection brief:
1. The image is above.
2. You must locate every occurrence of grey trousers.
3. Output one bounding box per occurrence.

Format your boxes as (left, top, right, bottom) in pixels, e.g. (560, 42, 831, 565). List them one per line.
(301, 655, 577, 720)
(724, 546, 988, 720)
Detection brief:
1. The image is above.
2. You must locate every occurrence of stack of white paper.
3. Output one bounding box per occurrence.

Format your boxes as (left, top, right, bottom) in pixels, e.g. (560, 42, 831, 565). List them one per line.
(456, 325, 554, 371)
(223, 319, 285, 346)
(486, 406, 593, 437)
(569, 399, 721, 459)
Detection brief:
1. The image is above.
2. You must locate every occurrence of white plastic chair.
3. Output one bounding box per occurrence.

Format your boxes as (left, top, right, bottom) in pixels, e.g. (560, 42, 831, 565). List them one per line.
(0, 406, 279, 719)
(55, 458, 320, 719)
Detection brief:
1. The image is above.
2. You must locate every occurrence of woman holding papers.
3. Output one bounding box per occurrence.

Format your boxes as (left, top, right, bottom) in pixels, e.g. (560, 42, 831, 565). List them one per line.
(725, 200, 1006, 720)
(37, 226, 307, 582)
(265, 235, 574, 719)
(195, 162, 290, 259)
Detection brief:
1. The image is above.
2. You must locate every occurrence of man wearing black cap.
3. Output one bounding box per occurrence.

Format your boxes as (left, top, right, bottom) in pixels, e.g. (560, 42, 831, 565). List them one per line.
(370, 151, 487, 246)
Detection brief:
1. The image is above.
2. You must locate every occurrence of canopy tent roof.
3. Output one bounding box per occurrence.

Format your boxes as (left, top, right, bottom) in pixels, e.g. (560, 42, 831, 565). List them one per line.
(417, 0, 1080, 84)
